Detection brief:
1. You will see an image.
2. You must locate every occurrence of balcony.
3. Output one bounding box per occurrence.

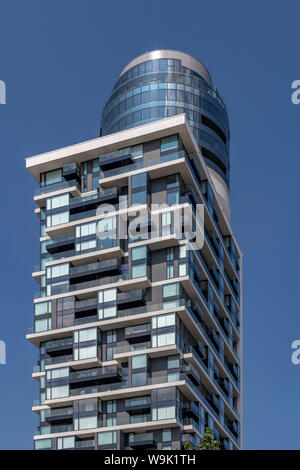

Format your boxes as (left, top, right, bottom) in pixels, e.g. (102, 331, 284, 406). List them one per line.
(99, 150, 187, 186)
(70, 258, 122, 284)
(45, 233, 75, 255)
(117, 289, 145, 310)
(181, 363, 200, 386)
(182, 401, 199, 420)
(43, 406, 73, 424)
(75, 439, 95, 450)
(125, 396, 151, 412)
(69, 366, 122, 384)
(43, 337, 73, 355)
(128, 432, 156, 448)
(69, 272, 128, 295)
(62, 162, 80, 181)
(35, 179, 80, 197)
(125, 324, 151, 342)
(75, 297, 98, 313)
(99, 147, 134, 171)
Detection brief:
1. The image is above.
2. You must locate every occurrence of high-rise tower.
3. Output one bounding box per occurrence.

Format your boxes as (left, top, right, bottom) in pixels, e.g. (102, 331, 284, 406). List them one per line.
(27, 50, 242, 451)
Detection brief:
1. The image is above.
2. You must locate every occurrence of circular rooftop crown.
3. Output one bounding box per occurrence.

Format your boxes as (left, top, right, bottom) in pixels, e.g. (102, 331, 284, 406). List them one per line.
(119, 49, 213, 86)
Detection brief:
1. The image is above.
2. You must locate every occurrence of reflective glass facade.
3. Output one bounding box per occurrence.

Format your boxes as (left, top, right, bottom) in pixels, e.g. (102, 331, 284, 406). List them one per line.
(101, 54, 230, 185)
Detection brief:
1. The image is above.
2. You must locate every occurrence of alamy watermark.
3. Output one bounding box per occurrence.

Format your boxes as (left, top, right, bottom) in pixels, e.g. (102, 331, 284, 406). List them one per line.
(0, 340, 6, 364)
(291, 80, 300, 104)
(291, 340, 300, 365)
(0, 80, 6, 104)
(95, 198, 205, 252)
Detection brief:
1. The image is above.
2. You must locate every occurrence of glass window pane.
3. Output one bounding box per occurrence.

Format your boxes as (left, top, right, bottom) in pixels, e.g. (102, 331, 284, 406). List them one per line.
(163, 282, 179, 298)
(132, 354, 147, 369)
(131, 246, 147, 261)
(161, 135, 178, 152)
(132, 263, 146, 279)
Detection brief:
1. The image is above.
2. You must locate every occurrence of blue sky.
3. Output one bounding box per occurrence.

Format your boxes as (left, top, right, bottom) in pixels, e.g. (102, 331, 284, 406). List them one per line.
(0, 0, 299, 449)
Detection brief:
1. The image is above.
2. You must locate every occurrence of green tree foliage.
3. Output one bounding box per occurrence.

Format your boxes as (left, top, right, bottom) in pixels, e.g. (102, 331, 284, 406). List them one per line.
(198, 427, 220, 450)
(184, 427, 220, 451)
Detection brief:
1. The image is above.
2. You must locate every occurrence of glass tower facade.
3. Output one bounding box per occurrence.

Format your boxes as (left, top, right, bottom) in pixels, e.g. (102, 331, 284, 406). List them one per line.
(27, 50, 241, 451)
(101, 51, 230, 186)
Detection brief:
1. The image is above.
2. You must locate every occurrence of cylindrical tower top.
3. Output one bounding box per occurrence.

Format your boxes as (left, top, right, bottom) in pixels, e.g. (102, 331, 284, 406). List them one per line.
(119, 50, 213, 86)
(100, 49, 231, 217)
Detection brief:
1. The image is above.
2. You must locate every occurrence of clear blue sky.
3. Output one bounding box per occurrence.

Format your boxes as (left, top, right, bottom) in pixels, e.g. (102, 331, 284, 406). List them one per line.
(0, 0, 299, 449)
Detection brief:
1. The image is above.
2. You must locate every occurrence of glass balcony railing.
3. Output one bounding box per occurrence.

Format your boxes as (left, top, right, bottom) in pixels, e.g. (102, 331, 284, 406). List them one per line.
(100, 150, 187, 179)
(75, 440, 95, 449)
(115, 341, 151, 355)
(35, 179, 80, 196)
(70, 366, 121, 381)
(42, 407, 73, 420)
(70, 272, 128, 293)
(129, 432, 154, 444)
(70, 258, 121, 276)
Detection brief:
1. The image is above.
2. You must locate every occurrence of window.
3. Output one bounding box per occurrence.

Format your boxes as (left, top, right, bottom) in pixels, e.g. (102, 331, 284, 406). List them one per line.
(162, 429, 172, 442)
(152, 332, 175, 348)
(98, 216, 116, 233)
(132, 372, 147, 387)
(98, 431, 117, 445)
(74, 416, 97, 430)
(152, 406, 176, 420)
(107, 330, 116, 344)
(152, 313, 176, 329)
(98, 289, 117, 320)
(47, 280, 68, 296)
(74, 345, 97, 360)
(167, 174, 179, 189)
(131, 245, 147, 261)
(99, 306, 117, 320)
(107, 400, 116, 413)
(131, 246, 147, 279)
(130, 413, 149, 423)
(92, 158, 100, 173)
(74, 328, 97, 343)
(163, 282, 179, 299)
(34, 438, 52, 450)
(167, 265, 174, 279)
(75, 239, 96, 252)
(46, 193, 69, 211)
(46, 385, 69, 399)
(46, 367, 69, 381)
(131, 173, 147, 206)
(166, 248, 174, 261)
(168, 373, 179, 382)
(106, 346, 116, 361)
(46, 263, 69, 279)
(76, 222, 96, 238)
(132, 354, 147, 369)
(179, 263, 187, 276)
(167, 355, 179, 369)
(160, 135, 178, 153)
(167, 191, 179, 206)
(179, 244, 187, 258)
(131, 144, 143, 160)
(57, 436, 75, 450)
(35, 318, 52, 332)
(106, 417, 116, 427)
(46, 211, 69, 227)
(34, 301, 51, 316)
(42, 168, 62, 186)
(162, 212, 172, 236)
(98, 289, 117, 303)
(132, 263, 147, 279)
(162, 445, 172, 450)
